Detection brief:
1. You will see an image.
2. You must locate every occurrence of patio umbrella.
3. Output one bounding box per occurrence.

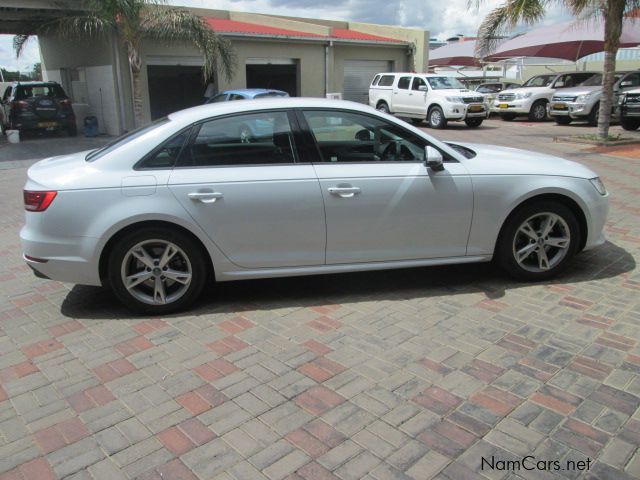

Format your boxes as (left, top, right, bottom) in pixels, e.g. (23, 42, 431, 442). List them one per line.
(484, 18, 640, 61)
(429, 40, 480, 67)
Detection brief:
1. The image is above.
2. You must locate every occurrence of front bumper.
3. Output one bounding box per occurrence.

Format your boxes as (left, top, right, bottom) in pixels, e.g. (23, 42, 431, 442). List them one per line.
(621, 105, 640, 117)
(491, 99, 534, 115)
(443, 103, 488, 120)
(548, 101, 590, 119)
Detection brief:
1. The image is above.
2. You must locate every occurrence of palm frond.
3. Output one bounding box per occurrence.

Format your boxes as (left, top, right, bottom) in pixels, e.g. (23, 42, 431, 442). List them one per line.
(140, 6, 235, 82)
(39, 15, 112, 39)
(13, 34, 32, 58)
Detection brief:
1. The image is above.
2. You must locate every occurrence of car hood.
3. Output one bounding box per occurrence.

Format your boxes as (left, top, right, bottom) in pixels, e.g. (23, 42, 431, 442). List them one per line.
(552, 86, 601, 96)
(452, 143, 597, 179)
(500, 86, 550, 95)
(25, 150, 107, 190)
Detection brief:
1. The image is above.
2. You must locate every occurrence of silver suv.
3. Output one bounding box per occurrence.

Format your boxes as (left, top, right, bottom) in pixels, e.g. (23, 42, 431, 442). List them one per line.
(549, 71, 640, 125)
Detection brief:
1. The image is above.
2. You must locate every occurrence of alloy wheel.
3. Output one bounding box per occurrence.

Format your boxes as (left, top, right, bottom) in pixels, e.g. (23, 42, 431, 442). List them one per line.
(430, 109, 442, 126)
(120, 239, 192, 305)
(512, 212, 571, 273)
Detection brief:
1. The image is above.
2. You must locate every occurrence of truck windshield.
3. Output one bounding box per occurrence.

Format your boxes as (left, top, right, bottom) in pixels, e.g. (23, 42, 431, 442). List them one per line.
(578, 73, 624, 87)
(426, 77, 465, 90)
(522, 75, 555, 87)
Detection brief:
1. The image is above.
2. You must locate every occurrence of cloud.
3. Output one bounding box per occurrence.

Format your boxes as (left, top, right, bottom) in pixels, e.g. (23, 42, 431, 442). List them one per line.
(0, 35, 40, 72)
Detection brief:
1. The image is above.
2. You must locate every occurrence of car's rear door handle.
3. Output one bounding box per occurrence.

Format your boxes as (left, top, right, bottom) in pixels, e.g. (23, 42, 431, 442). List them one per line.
(328, 187, 361, 198)
(188, 192, 223, 204)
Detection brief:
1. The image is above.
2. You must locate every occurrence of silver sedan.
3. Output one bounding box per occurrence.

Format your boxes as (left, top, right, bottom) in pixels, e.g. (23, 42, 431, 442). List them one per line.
(21, 98, 609, 313)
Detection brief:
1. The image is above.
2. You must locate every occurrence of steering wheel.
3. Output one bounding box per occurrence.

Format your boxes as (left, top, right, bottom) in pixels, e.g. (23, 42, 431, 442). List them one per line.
(380, 141, 398, 161)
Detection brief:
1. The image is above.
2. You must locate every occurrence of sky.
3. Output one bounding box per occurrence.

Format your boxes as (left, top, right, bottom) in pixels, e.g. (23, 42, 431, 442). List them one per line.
(0, 0, 570, 73)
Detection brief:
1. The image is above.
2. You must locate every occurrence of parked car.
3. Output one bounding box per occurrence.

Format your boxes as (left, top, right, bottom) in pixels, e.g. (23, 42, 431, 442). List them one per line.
(1, 81, 76, 136)
(21, 98, 608, 313)
(205, 88, 289, 103)
(476, 81, 521, 110)
(369, 72, 488, 128)
(618, 87, 640, 130)
(548, 71, 640, 125)
(495, 72, 599, 121)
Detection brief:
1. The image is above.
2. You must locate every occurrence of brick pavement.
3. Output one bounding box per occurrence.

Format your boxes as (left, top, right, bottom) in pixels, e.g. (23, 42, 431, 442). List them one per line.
(0, 118, 639, 479)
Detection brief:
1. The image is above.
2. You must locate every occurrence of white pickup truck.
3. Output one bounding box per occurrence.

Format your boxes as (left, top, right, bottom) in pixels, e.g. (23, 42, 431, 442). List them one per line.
(368, 72, 488, 129)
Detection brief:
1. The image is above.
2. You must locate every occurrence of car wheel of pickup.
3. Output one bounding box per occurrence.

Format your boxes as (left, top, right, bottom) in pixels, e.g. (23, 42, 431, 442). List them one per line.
(528, 100, 548, 121)
(428, 106, 447, 129)
(497, 201, 579, 281)
(377, 102, 390, 114)
(464, 118, 483, 128)
(108, 228, 207, 314)
(554, 117, 572, 125)
(621, 117, 640, 131)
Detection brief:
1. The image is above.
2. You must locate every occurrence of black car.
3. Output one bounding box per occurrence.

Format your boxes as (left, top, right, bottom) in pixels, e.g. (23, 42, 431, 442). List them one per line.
(620, 88, 640, 131)
(1, 81, 77, 136)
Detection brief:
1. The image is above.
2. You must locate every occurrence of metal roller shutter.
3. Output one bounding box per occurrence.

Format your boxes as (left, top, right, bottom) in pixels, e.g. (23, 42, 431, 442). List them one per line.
(343, 60, 392, 103)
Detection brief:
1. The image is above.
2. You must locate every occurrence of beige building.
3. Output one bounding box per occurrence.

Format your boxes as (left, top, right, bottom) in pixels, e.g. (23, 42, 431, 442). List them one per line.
(0, 3, 429, 135)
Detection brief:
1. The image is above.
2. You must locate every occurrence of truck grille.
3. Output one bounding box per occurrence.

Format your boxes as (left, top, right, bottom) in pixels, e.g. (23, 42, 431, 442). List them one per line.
(497, 93, 515, 101)
(626, 94, 640, 104)
(552, 95, 577, 102)
(462, 96, 484, 104)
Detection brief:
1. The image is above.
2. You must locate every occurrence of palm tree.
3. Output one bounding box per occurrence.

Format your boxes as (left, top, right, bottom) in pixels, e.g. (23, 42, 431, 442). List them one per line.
(473, 0, 639, 139)
(15, 0, 235, 127)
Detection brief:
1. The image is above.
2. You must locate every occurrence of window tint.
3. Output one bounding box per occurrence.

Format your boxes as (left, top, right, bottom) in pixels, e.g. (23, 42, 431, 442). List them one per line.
(426, 77, 465, 90)
(378, 75, 395, 86)
(228, 94, 246, 101)
(522, 75, 555, 87)
(16, 84, 66, 99)
(179, 111, 297, 167)
(412, 77, 427, 91)
(621, 73, 640, 87)
(208, 93, 228, 103)
(303, 110, 430, 163)
(398, 77, 411, 89)
(372, 75, 381, 86)
(138, 129, 190, 169)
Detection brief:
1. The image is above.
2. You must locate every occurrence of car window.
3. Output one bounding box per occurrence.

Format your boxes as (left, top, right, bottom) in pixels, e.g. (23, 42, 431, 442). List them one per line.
(179, 111, 297, 167)
(228, 94, 246, 101)
(412, 77, 427, 91)
(522, 75, 555, 87)
(254, 92, 288, 98)
(397, 77, 411, 90)
(426, 77, 465, 90)
(621, 72, 640, 87)
(372, 75, 381, 86)
(477, 84, 499, 93)
(378, 75, 395, 87)
(507, 83, 520, 89)
(137, 129, 190, 169)
(2, 87, 11, 102)
(302, 110, 435, 164)
(15, 84, 66, 99)
(208, 93, 228, 103)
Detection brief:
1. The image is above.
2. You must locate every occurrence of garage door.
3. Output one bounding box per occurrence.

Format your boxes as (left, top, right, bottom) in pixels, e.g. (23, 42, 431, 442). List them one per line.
(343, 60, 392, 103)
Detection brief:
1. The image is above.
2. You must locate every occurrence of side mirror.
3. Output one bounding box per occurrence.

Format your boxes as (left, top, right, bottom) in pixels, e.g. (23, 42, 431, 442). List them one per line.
(425, 146, 444, 171)
(554, 81, 564, 88)
(418, 85, 428, 92)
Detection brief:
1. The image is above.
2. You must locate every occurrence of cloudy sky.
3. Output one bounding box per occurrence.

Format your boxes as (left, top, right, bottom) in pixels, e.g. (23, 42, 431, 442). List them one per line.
(0, 0, 569, 73)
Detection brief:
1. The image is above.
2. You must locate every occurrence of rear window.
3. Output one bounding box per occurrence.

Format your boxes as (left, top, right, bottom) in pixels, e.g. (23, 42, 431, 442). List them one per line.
(371, 75, 381, 86)
(16, 84, 66, 99)
(86, 117, 171, 162)
(378, 75, 394, 87)
(254, 92, 288, 98)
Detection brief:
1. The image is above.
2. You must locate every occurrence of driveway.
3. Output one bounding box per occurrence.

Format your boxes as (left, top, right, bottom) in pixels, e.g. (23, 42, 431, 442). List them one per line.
(0, 119, 638, 480)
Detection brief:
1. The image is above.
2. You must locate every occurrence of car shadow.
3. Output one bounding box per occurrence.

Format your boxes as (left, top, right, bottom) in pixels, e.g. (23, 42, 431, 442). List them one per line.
(60, 241, 635, 320)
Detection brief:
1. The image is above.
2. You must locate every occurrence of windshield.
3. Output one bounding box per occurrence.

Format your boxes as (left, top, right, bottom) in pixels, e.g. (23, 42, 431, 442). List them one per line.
(86, 117, 170, 162)
(578, 73, 624, 87)
(255, 92, 288, 98)
(522, 75, 555, 87)
(426, 77, 466, 90)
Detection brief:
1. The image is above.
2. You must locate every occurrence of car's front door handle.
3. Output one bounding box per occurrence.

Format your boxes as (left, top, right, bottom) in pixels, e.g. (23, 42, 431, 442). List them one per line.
(328, 187, 361, 198)
(188, 192, 224, 204)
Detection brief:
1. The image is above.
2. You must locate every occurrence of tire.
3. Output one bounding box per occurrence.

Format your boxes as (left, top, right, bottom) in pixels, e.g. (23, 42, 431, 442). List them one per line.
(528, 100, 548, 122)
(621, 117, 640, 131)
(587, 102, 599, 126)
(428, 106, 447, 129)
(67, 124, 78, 137)
(554, 117, 572, 125)
(464, 118, 483, 128)
(377, 102, 390, 114)
(108, 227, 207, 314)
(500, 113, 517, 121)
(496, 201, 580, 282)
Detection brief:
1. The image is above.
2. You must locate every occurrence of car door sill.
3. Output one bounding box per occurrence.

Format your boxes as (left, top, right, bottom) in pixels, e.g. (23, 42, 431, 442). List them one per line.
(217, 255, 492, 281)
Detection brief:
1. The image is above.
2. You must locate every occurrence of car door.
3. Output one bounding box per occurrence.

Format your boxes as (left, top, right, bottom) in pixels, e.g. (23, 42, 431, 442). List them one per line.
(168, 110, 326, 269)
(392, 76, 414, 114)
(408, 77, 428, 116)
(299, 109, 473, 264)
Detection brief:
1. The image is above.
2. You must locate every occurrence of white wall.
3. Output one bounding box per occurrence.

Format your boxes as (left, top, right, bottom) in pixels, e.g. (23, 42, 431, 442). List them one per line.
(85, 65, 119, 136)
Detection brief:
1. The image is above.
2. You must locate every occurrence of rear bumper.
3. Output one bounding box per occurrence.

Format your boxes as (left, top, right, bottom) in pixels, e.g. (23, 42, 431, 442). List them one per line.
(10, 116, 75, 131)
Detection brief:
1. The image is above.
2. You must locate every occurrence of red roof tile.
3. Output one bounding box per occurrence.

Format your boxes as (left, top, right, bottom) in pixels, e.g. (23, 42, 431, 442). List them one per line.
(331, 28, 404, 43)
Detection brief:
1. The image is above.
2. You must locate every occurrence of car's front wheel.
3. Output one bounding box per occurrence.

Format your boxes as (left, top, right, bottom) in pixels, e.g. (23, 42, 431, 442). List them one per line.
(528, 100, 548, 121)
(108, 228, 207, 314)
(621, 117, 640, 131)
(497, 202, 579, 281)
(464, 118, 483, 128)
(428, 106, 447, 129)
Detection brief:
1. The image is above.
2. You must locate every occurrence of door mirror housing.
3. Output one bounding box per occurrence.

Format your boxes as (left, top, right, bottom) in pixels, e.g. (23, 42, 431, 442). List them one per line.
(418, 85, 428, 92)
(425, 146, 444, 171)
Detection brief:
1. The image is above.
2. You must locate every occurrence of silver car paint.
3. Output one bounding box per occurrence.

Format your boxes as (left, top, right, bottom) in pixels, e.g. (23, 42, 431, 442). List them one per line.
(21, 98, 609, 287)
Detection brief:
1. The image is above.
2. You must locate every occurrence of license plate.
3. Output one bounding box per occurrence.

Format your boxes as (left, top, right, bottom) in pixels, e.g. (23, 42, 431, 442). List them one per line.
(37, 122, 58, 128)
(499, 104, 509, 109)
(553, 103, 567, 110)
(468, 105, 483, 112)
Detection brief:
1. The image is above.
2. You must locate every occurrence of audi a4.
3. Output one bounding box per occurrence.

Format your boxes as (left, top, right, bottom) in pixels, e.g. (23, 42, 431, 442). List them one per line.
(21, 98, 609, 313)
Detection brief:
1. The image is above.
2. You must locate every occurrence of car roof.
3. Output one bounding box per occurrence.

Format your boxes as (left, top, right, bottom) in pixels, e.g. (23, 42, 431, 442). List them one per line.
(375, 72, 463, 78)
(169, 97, 377, 123)
(11, 81, 60, 86)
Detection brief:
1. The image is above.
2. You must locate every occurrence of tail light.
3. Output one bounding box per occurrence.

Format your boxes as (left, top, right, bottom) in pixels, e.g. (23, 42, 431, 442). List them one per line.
(60, 99, 71, 107)
(24, 190, 57, 212)
(13, 100, 28, 110)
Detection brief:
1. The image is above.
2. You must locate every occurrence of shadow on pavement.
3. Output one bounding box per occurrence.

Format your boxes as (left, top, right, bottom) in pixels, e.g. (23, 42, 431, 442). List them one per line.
(61, 240, 635, 320)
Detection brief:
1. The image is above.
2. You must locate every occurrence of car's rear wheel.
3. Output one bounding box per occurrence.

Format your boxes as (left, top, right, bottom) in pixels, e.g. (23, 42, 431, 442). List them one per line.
(621, 117, 640, 131)
(554, 116, 572, 125)
(497, 201, 579, 281)
(464, 118, 483, 128)
(500, 113, 517, 121)
(108, 228, 207, 314)
(528, 100, 548, 121)
(428, 106, 447, 129)
(377, 102, 390, 114)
